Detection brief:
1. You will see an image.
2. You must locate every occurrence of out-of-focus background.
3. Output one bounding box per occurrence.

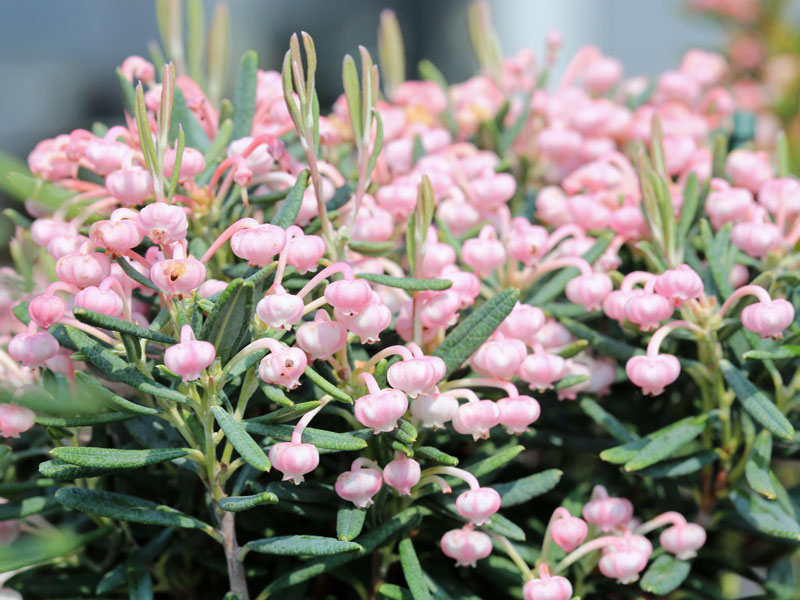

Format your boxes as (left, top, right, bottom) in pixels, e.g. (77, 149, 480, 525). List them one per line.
(0, 0, 724, 161)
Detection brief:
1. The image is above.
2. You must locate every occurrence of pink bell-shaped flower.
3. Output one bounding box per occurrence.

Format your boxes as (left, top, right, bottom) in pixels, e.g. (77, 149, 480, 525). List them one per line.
(355, 373, 409, 434)
(383, 454, 421, 496)
(286, 233, 325, 274)
(626, 353, 681, 396)
(741, 299, 794, 338)
(258, 345, 307, 389)
(440, 525, 493, 567)
(582, 485, 634, 532)
(231, 224, 287, 267)
(164, 146, 206, 181)
(497, 395, 541, 435)
(462, 225, 506, 277)
(28, 294, 65, 329)
(0, 404, 36, 439)
(456, 486, 502, 526)
(335, 458, 383, 508)
(518, 349, 566, 391)
(410, 392, 459, 429)
(550, 507, 588, 552)
(295, 310, 348, 360)
(565, 272, 613, 311)
(654, 264, 704, 306)
(137, 202, 188, 245)
(660, 522, 706, 560)
(732, 220, 782, 259)
(74, 285, 124, 318)
(470, 334, 527, 380)
(625, 291, 673, 331)
(269, 441, 319, 485)
(323, 278, 373, 315)
(598, 536, 650, 584)
(256, 285, 304, 330)
(106, 167, 153, 206)
(150, 251, 207, 297)
(164, 325, 216, 382)
(0, 498, 22, 545)
(497, 303, 545, 342)
(90, 208, 145, 253)
(334, 293, 391, 343)
(9, 330, 59, 368)
(55, 251, 111, 288)
(387, 353, 445, 398)
(522, 564, 573, 600)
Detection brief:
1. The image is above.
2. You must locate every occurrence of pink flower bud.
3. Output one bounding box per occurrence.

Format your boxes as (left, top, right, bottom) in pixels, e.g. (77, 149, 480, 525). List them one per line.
(383, 454, 421, 495)
(626, 354, 681, 396)
(30, 218, 75, 248)
(106, 167, 153, 206)
(9, 331, 59, 368)
(335, 459, 383, 508)
(518, 351, 566, 391)
(355, 379, 408, 434)
(498, 303, 545, 342)
(681, 49, 727, 86)
(230, 224, 287, 267)
(286, 234, 325, 274)
(706, 186, 754, 230)
(625, 292, 674, 331)
(228, 137, 276, 176)
(452, 399, 501, 441)
(419, 242, 457, 279)
(758, 178, 800, 215)
(471, 335, 527, 380)
(534, 321, 574, 349)
(90, 213, 145, 253)
(198, 279, 228, 298)
(610, 205, 649, 240)
(137, 203, 188, 245)
(121, 55, 156, 83)
(598, 541, 650, 584)
(352, 203, 395, 242)
(603, 289, 637, 321)
(726, 149, 773, 193)
(335, 297, 391, 344)
(660, 522, 706, 560)
(74, 286, 123, 318)
(468, 173, 516, 210)
(440, 525, 493, 567)
(497, 395, 541, 434)
(295, 310, 347, 360)
(731, 220, 782, 258)
(164, 146, 206, 181)
(456, 487, 502, 526)
(410, 392, 459, 429)
(322, 279, 372, 316)
(654, 265, 704, 306)
(437, 197, 481, 238)
(150, 256, 206, 296)
(256, 285, 304, 330)
(55, 252, 111, 288)
(0, 404, 35, 438)
(507, 223, 550, 266)
(164, 325, 215, 382)
(28, 295, 65, 329)
(550, 511, 588, 552)
(741, 299, 795, 338)
(565, 272, 613, 311)
(419, 290, 461, 329)
(583, 56, 623, 94)
(83, 139, 129, 175)
(658, 70, 701, 106)
(462, 226, 506, 277)
(387, 355, 446, 398)
(522, 570, 573, 600)
(582, 486, 634, 532)
(47, 234, 88, 260)
(258, 346, 307, 389)
(269, 441, 319, 484)
(441, 267, 481, 308)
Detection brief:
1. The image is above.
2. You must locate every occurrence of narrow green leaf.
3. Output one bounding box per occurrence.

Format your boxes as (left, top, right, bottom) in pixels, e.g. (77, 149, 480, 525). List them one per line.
(246, 422, 368, 451)
(580, 398, 639, 443)
(230, 50, 258, 139)
(246, 535, 361, 557)
(185, 0, 206, 87)
(56, 488, 213, 532)
(415, 446, 459, 466)
(342, 54, 362, 142)
(637, 450, 719, 478)
(73, 308, 176, 344)
(74, 371, 160, 415)
(466, 445, 524, 479)
(399, 538, 432, 600)
(367, 109, 384, 176)
(51, 446, 191, 470)
(491, 469, 563, 507)
(677, 172, 700, 243)
(744, 346, 800, 360)
(40, 459, 121, 480)
(200, 278, 254, 364)
(357, 273, 452, 291)
(336, 507, 366, 541)
(115, 68, 136, 114)
(379, 584, 414, 600)
(0, 479, 58, 494)
(126, 558, 154, 600)
(601, 415, 709, 465)
(249, 401, 321, 425)
(746, 430, 776, 499)
(218, 492, 279, 512)
(0, 526, 112, 572)
(264, 481, 337, 505)
(35, 412, 137, 427)
(348, 240, 394, 256)
(304, 366, 352, 403)
(270, 169, 310, 228)
(730, 489, 800, 541)
(640, 554, 691, 595)
(170, 87, 211, 151)
(0, 495, 58, 520)
(623, 415, 709, 471)
(213, 407, 271, 471)
(115, 256, 164, 293)
(562, 318, 642, 362)
(553, 374, 589, 390)
(433, 288, 519, 376)
(721, 359, 795, 439)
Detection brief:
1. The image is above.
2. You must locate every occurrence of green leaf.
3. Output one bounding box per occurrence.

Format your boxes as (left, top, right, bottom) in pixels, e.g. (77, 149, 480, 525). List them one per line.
(218, 492, 279, 512)
(246, 422, 368, 451)
(721, 359, 795, 440)
(357, 273, 452, 291)
(169, 86, 211, 151)
(466, 444, 524, 479)
(580, 398, 639, 443)
(73, 308, 176, 344)
(553, 374, 589, 390)
(415, 446, 459, 466)
(73, 371, 160, 415)
(115, 68, 136, 114)
(55, 488, 213, 532)
(623, 415, 709, 471)
(433, 288, 519, 376)
(746, 430, 776, 499)
(115, 256, 164, 293)
(348, 240, 394, 256)
(730, 489, 800, 541)
(491, 469, 563, 507)
(562, 318, 642, 362)
(677, 173, 700, 243)
(342, 54, 363, 142)
(35, 412, 137, 427)
(65, 326, 190, 404)
(51, 446, 192, 470)
(640, 554, 691, 595)
(213, 406, 271, 471)
(399, 538, 432, 600)
(0, 445, 10, 461)
(249, 401, 321, 425)
(0, 495, 58, 520)
(637, 450, 719, 478)
(744, 346, 800, 360)
(336, 507, 366, 541)
(379, 584, 414, 600)
(200, 278, 254, 364)
(304, 366, 352, 403)
(40, 459, 122, 480)
(0, 526, 111, 572)
(264, 481, 337, 505)
(271, 169, 310, 229)
(601, 415, 710, 465)
(126, 558, 153, 600)
(246, 535, 361, 557)
(230, 50, 258, 138)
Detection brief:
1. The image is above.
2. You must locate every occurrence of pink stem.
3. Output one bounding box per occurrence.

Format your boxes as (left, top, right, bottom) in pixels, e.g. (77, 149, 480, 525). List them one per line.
(633, 511, 686, 535)
(442, 388, 481, 403)
(100, 276, 132, 322)
(291, 403, 325, 444)
(45, 282, 80, 296)
(124, 249, 153, 269)
(360, 372, 382, 396)
(621, 271, 655, 292)
(296, 262, 355, 299)
(559, 45, 601, 90)
(542, 224, 586, 257)
(646, 320, 703, 357)
(718, 285, 772, 318)
(534, 256, 593, 278)
(273, 226, 303, 288)
(352, 457, 380, 470)
(200, 218, 259, 264)
(423, 466, 480, 490)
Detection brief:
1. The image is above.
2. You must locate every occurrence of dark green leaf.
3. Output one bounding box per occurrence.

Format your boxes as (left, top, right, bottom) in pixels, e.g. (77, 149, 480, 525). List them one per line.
(348, 240, 394, 256)
(115, 256, 164, 293)
(35, 412, 137, 427)
(637, 450, 719, 478)
(231, 50, 258, 139)
(746, 430, 776, 499)
(40, 459, 122, 480)
(246, 422, 368, 451)
(378, 584, 414, 600)
(51, 446, 192, 470)
(399, 538, 432, 600)
(271, 170, 310, 228)
(623, 415, 710, 471)
(200, 278, 254, 364)
(358, 273, 452, 291)
(0, 526, 111, 572)
(600, 415, 709, 465)
(433, 288, 519, 376)
(562, 318, 642, 362)
(640, 554, 691, 595)
(304, 365, 352, 403)
(170, 86, 211, 151)
(126, 558, 153, 600)
(245, 535, 361, 556)
(218, 492, 279, 512)
(580, 398, 639, 443)
(213, 406, 271, 471)
(491, 469, 563, 507)
(415, 446, 459, 466)
(74, 371, 160, 415)
(721, 359, 794, 439)
(744, 346, 800, 360)
(730, 489, 800, 541)
(336, 507, 366, 541)
(0, 495, 58, 520)
(249, 401, 321, 425)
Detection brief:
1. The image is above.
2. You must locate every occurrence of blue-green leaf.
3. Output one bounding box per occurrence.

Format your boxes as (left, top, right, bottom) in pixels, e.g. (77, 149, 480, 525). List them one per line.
(245, 535, 361, 557)
(640, 554, 691, 595)
(398, 538, 432, 600)
(746, 430, 776, 500)
(213, 406, 271, 471)
(231, 50, 258, 139)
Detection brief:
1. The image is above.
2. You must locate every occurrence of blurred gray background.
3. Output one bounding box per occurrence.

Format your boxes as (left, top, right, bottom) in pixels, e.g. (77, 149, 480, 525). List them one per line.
(0, 0, 725, 161)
